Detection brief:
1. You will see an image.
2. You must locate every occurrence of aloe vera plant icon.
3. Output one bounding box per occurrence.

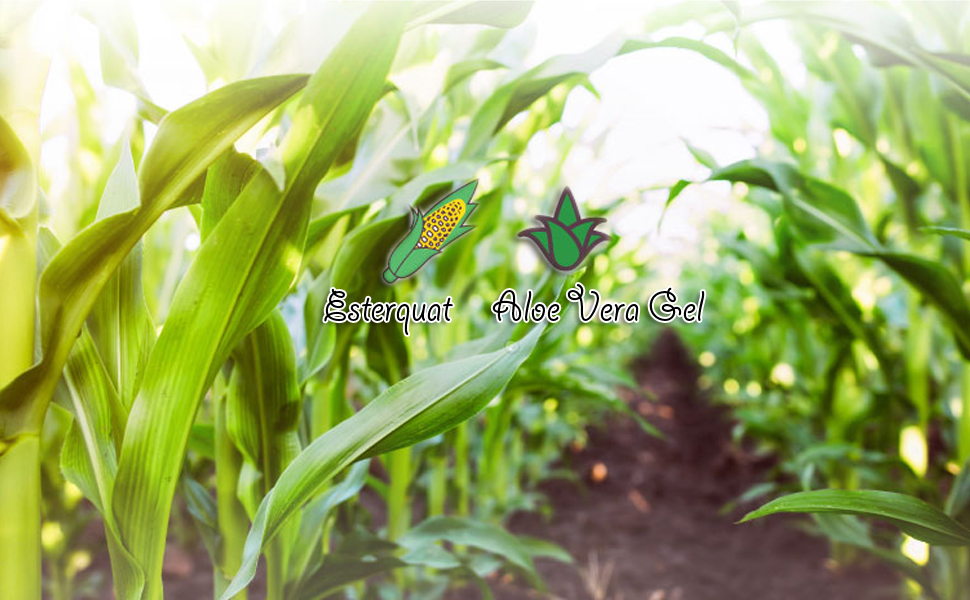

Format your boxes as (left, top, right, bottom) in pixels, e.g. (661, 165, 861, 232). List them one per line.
(519, 188, 610, 271)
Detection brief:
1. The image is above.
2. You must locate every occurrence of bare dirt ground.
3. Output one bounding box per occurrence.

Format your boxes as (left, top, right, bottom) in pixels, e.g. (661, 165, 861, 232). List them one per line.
(500, 330, 899, 600)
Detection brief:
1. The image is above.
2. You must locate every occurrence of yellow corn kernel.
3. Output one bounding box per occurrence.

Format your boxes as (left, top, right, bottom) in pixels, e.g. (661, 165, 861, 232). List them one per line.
(417, 199, 465, 249)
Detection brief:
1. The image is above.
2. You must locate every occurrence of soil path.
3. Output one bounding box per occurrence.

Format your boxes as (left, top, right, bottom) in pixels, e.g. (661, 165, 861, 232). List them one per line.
(502, 330, 898, 600)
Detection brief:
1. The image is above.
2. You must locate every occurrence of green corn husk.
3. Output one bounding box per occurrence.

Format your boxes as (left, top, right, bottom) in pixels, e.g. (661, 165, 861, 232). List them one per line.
(382, 180, 478, 283)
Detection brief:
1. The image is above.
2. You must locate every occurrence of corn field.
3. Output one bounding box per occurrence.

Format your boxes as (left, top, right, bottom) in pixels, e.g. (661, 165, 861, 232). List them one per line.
(6, 1, 970, 599)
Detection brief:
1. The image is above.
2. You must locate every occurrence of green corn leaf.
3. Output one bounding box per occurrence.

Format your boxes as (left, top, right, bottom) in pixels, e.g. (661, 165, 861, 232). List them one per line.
(111, 8, 407, 598)
(289, 531, 406, 600)
(741, 489, 970, 547)
(220, 326, 543, 598)
(411, 2, 534, 29)
(0, 74, 307, 441)
(444, 58, 507, 92)
(870, 252, 970, 358)
(811, 514, 936, 593)
(946, 457, 970, 518)
(401, 544, 461, 570)
(226, 311, 302, 594)
(518, 536, 573, 563)
(334, 216, 409, 294)
(288, 460, 371, 585)
(301, 272, 338, 384)
(387, 161, 494, 214)
(59, 325, 125, 514)
(921, 225, 970, 242)
(366, 303, 411, 383)
(305, 205, 367, 255)
(199, 150, 262, 240)
(461, 33, 757, 159)
(397, 516, 545, 587)
(58, 145, 153, 510)
(731, 2, 970, 103)
(226, 311, 301, 502)
(711, 159, 970, 359)
(87, 145, 155, 411)
(712, 159, 878, 252)
(461, 35, 624, 158)
(83, 2, 166, 122)
(179, 474, 220, 565)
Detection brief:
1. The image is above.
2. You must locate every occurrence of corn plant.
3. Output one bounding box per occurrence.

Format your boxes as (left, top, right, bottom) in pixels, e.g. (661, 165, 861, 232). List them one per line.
(650, 2, 970, 597)
(0, 3, 683, 598)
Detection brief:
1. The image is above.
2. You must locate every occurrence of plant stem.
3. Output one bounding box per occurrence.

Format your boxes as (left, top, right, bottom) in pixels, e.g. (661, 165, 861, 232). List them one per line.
(0, 195, 39, 600)
(215, 395, 248, 600)
(387, 447, 412, 540)
(481, 394, 514, 514)
(311, 333, 351, 440)
(428, 450, 447, 517)
(454, 423, 470, 515)
(0, 435, 41, 599)
(960, 368, 970, 465)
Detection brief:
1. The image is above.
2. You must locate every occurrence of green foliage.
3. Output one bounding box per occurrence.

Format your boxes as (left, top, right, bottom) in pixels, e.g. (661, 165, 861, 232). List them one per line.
(0, 3, 663, 599)
(657, 2, 970, 598)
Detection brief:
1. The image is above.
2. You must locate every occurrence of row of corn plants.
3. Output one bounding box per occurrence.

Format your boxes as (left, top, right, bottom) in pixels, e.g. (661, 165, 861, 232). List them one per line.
(0, 3, 668, 598)
(648, 2, 970, 598)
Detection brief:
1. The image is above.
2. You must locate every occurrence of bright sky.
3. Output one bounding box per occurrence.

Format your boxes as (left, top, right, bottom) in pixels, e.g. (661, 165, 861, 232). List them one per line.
(32, 1, 803, 279)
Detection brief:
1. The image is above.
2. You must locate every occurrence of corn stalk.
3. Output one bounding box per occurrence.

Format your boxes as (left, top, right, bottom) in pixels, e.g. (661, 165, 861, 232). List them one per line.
(0, 11, 46, 598)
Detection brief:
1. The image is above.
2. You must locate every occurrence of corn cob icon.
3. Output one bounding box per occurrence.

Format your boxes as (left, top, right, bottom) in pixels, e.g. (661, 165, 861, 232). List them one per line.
(519, 187, 609, 271)
(382, 180, 478, 283)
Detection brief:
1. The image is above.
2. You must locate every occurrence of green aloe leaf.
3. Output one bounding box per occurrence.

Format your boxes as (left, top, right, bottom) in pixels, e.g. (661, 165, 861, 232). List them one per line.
(220, 326, 543, 598)
(741, 489, 970, 547)
(521, 228, 551, 255)
(585, 231, 610, 251)
(570, 220, 595, 245)
(553, 189, 580, 226)
(541, 217, 582, 270)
